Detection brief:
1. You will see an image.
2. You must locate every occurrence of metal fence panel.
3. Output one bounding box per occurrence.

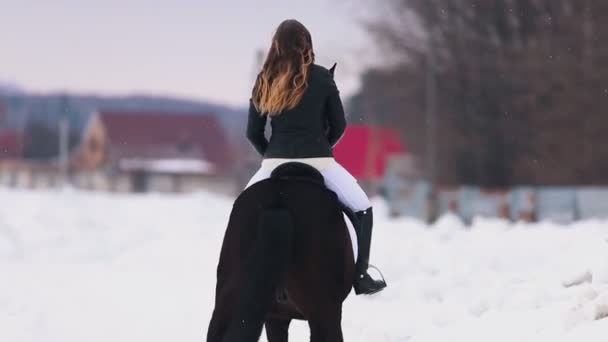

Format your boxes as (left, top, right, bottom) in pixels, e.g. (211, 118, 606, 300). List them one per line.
(510, 187, 536, 221)
(383, 174, 429, 220)
(576, 187, 608, 220)
(536, 187, 577, 223)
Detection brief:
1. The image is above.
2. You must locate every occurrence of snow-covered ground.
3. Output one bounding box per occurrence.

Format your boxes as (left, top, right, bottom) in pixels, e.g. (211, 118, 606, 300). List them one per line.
(1, 188, 607, 341)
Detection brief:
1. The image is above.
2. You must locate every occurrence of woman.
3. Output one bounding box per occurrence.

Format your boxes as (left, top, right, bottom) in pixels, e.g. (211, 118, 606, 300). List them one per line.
(245, 19, 386, 295)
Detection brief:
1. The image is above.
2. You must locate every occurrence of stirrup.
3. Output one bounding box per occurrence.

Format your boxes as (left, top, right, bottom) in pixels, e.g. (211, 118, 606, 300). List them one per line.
(354, 264, 387, 295)
(368, 264, 387, 287)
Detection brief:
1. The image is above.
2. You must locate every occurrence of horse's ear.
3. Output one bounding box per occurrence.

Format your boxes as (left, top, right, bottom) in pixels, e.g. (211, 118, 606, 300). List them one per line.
(329, 63, 337, 78)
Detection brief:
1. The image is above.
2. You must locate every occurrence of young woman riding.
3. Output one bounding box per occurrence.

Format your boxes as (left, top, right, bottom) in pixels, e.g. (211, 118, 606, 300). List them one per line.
(245, 19, 386, 295)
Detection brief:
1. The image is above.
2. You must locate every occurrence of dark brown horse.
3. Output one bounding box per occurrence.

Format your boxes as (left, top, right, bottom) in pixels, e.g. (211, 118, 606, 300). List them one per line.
(206, 163, 356, 342)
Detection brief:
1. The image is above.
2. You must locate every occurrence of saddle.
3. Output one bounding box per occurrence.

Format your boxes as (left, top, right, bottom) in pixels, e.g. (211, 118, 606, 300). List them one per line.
(270, 162, 358, 225)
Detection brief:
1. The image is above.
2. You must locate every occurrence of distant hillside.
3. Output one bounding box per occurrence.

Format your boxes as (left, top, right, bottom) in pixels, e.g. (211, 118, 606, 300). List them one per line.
(0, 82, 24, 96)
(0, 91, 247, 141)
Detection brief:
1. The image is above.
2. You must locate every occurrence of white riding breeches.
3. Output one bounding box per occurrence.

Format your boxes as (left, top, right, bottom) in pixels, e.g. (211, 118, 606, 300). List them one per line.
(245, 158, 371, 212)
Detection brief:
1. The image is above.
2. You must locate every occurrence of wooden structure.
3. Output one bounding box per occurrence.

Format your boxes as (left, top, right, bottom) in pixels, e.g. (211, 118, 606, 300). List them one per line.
(71, 110, 234, 193)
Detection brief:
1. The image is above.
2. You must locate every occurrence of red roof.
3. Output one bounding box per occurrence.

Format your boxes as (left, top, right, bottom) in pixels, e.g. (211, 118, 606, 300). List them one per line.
(0, 131, 24, 159)
(98, 111, 233, 171)
(334, 125, 406, 179)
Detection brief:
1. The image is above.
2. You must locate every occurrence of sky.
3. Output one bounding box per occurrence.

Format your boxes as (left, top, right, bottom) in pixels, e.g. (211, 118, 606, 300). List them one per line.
(0, 0, 378, 107)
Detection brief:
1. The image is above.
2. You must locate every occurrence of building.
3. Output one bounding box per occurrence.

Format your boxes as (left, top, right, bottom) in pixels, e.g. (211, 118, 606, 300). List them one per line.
(333, 125, 407, 194)
(72, 110, 235, 193)
(0, 101, 6, 124)
(0, 101, 25, 160)
(0, 131, 24, 160)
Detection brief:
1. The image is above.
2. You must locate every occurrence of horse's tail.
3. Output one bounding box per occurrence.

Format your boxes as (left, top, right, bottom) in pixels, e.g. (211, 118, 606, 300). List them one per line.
(223, 208, 294, 342)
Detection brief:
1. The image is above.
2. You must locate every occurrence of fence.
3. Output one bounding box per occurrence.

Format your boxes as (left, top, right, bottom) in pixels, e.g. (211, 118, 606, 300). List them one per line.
(383, 177, 608, 223)
(0, 168, 235, 195)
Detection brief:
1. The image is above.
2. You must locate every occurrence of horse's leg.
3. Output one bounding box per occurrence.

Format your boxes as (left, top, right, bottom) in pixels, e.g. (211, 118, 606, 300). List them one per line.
(265, 318, 291, 342)
(206, 308, 228, 342)
(206, 289, 236, 342)
(308, 304, 343, 342)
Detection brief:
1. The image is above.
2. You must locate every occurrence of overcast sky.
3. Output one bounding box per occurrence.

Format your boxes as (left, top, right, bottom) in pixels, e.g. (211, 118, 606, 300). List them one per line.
(0, 0, 378, 107)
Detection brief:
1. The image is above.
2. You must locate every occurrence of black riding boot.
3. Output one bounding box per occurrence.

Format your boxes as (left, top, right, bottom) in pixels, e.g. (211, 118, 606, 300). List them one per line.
(353, 207, 387, 295)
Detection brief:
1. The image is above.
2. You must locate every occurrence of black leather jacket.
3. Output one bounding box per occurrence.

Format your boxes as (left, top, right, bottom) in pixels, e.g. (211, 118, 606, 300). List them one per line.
(246, 64, 346, 158)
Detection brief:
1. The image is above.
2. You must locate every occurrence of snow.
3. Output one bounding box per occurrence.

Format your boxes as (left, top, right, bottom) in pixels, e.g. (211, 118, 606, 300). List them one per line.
(119, 158, 216, 174)
(1, 188, 607, 341)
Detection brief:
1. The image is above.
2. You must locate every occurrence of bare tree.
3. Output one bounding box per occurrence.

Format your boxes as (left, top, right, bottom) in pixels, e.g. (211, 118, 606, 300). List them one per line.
(355, 0, 608, 186)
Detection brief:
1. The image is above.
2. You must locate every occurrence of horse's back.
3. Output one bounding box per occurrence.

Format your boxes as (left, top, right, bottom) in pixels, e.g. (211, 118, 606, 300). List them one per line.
(230, 178, 345, 237)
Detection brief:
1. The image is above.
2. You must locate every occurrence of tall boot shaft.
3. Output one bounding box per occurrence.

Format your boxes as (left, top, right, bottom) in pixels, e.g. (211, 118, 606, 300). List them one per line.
(353, 207, 386, 295)
(354, 208, 373, 270)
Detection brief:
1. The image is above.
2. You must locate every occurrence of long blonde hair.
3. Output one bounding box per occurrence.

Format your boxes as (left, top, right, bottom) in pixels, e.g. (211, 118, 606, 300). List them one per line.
(253, 19, 315, 116)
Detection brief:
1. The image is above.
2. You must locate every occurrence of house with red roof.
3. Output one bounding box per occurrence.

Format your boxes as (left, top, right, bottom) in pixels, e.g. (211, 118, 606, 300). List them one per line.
(72, 111, 235, 192)
(0, 102, 25, 160)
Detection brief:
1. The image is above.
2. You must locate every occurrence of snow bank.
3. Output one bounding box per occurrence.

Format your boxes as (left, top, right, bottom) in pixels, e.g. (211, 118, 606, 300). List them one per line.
(1, 189, 607, 341)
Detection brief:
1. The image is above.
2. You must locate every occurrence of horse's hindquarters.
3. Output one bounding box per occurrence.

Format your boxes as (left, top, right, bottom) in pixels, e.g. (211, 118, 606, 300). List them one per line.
(208, 179, 355, 342)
